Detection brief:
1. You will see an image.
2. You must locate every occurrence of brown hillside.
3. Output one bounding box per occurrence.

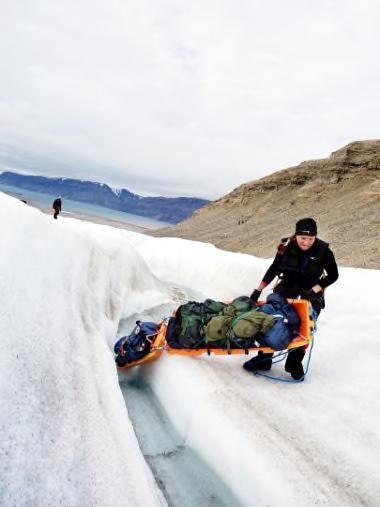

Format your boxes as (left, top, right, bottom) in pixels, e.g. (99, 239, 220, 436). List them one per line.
(151, 140, 380, 269)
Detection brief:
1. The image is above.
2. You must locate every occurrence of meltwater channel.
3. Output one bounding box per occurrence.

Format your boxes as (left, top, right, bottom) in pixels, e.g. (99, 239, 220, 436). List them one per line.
(120, 374, 241, 507)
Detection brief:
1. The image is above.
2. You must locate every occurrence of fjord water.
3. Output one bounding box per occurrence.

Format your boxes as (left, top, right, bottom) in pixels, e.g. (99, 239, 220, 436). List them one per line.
(0, 183, 170, 229)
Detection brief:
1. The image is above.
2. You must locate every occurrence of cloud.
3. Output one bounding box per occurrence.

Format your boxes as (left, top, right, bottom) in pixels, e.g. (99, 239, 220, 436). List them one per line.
(0, 0, 379, 198)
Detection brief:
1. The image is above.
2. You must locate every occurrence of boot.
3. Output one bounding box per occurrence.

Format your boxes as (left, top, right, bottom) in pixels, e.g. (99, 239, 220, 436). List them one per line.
(243, 351, 273, 372)
(285, 347, 305, 380)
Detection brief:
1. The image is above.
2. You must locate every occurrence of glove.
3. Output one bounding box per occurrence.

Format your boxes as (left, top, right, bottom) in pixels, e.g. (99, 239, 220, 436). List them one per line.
(302, 289, 314, 299)
(249, 289, 262, 303)
(303, 288, 322, 299)
(302, 289, 325, 314)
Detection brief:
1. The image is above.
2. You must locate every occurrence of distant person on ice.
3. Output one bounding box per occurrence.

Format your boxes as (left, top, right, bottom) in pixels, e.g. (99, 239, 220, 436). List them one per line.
(244, 217, 339, 380)
(52, 196, 62, 219)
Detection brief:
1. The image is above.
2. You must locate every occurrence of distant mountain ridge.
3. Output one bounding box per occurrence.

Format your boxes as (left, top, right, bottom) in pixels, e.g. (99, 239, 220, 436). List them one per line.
(151, 140, 380, 269)
(0, 171, 209, 223)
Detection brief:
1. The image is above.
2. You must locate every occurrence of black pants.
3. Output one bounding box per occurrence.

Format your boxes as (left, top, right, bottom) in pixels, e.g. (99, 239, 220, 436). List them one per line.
(53, 208, 60, 219)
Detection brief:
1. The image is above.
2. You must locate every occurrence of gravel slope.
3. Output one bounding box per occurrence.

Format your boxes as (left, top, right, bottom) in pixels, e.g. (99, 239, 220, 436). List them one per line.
(152, 140, 380, 269)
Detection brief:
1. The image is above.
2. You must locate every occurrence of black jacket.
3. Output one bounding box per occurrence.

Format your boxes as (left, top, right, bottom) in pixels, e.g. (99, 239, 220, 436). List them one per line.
(262, 237, 339, 296)
(53, 198, 62, 211)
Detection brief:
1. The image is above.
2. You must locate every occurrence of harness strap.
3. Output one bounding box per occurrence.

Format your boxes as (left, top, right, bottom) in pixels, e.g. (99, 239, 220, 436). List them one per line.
(230, 309, 255, 327)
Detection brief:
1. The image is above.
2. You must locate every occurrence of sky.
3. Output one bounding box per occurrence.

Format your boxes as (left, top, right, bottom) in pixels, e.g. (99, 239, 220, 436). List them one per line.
(1, 190, 380, 506)
(0, 0, 379, 199)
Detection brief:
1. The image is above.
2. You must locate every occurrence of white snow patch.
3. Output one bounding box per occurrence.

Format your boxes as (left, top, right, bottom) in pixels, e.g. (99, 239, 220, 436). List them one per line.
(110, 186, 123, 198)
(0, 192, 167, 507)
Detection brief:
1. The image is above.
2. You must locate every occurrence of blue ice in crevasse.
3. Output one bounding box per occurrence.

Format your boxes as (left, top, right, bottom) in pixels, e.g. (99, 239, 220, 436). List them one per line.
(120, 375, 242, 507)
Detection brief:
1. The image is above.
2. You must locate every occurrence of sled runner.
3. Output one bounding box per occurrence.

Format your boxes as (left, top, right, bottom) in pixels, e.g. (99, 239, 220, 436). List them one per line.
(115, 299, 314, 368)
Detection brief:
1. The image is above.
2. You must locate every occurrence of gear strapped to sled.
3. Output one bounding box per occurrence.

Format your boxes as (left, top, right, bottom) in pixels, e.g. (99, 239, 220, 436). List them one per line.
(115, 299, 314, 369)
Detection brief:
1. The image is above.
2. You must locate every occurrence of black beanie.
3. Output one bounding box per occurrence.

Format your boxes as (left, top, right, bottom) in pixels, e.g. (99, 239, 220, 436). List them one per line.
(295, 218, 317, 236)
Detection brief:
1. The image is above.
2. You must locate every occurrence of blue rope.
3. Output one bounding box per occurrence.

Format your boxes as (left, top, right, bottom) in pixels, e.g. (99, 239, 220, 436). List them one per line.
(253, 339, 315, 383)
(311, 308, 318, 334)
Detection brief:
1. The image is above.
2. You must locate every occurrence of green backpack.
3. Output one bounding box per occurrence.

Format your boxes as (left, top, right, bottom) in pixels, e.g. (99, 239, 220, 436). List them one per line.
(205, 296, 254, 345)
(231, 310, 275, 339)
(205, 309, 275, 348)
(205, 315, 234, 343)
(228, 295, 253, 313)
(203, 299, 226, 317)
(175, 299, 226, 348)
(175, 302, 203, 348)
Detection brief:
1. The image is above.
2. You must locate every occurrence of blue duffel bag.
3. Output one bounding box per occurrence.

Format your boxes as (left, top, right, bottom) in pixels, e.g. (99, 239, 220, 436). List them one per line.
(258, 293, 301, 350)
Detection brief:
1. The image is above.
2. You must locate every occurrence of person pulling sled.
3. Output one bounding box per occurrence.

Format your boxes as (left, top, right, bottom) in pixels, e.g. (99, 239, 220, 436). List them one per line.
(244, 218, 339, 380)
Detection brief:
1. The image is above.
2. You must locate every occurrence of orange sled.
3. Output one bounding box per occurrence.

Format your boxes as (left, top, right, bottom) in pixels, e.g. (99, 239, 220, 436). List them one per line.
(118, 299, 314, 368)
(166, 299, 314, 357)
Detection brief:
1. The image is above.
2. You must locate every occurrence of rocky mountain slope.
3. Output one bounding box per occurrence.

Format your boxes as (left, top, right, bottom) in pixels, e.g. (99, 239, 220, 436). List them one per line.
(152, 140, 380, 268)
(0, 172, 209, 223)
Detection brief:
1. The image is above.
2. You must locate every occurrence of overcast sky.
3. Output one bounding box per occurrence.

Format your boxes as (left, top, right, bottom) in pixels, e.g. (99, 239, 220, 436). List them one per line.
(0, 0, 379, 199)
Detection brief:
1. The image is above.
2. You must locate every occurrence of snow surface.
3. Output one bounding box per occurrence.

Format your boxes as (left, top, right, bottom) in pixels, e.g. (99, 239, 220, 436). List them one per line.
(1, 191, 380, 507)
